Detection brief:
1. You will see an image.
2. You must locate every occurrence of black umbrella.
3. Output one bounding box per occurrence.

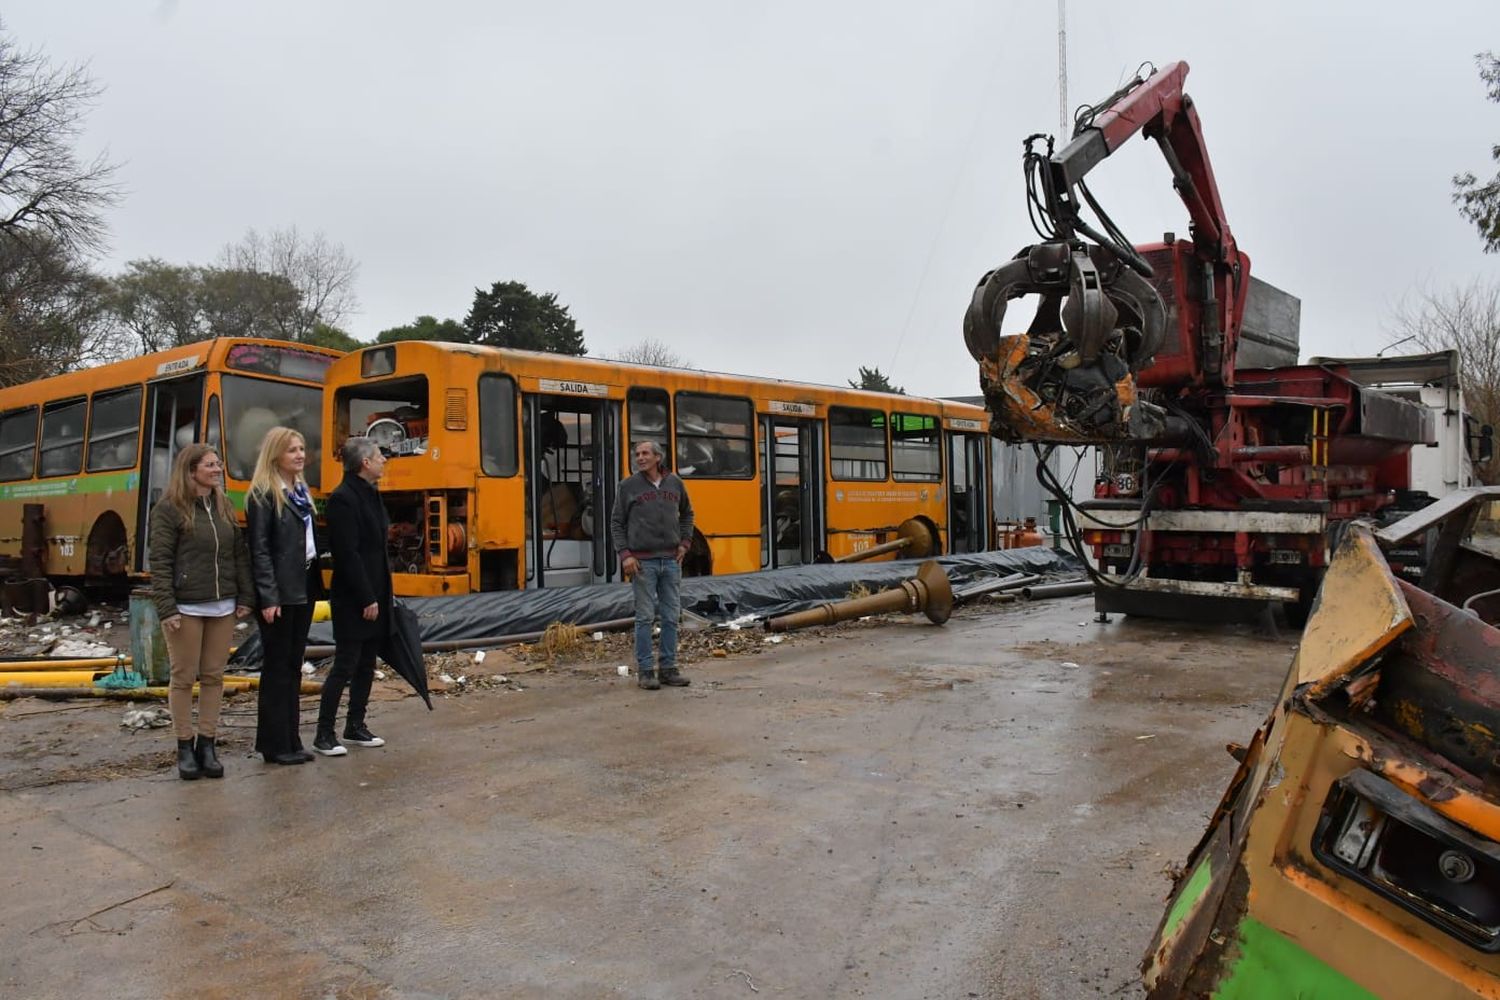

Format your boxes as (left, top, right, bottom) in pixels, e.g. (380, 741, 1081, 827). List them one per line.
(379, 600, 433, 709)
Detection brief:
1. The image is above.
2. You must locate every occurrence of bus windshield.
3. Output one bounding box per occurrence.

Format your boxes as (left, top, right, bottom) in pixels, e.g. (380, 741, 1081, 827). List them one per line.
(221, 375, 325, 487)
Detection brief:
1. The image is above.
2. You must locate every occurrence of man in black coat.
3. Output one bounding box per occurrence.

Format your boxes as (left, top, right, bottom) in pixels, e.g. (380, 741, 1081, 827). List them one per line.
(314, 436, 394, 756)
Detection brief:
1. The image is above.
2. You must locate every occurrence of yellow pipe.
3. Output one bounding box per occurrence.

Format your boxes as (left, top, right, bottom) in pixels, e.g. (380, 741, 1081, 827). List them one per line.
(3, 671, 260, 689)
(0, 657, 132, 672)
(1, 680, 323, 701)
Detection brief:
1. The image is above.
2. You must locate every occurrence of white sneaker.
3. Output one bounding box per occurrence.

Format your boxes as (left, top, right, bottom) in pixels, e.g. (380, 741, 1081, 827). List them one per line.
(343, 726, 385, 748)
(312, 734, 347, 756)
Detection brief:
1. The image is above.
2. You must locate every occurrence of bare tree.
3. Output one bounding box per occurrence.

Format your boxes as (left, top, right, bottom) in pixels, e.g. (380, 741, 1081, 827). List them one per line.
(1389, 277, 1500, 482)
(613, 337, 691, 368)
(217, 225, 359, 340)
(0, 23, 118, 257)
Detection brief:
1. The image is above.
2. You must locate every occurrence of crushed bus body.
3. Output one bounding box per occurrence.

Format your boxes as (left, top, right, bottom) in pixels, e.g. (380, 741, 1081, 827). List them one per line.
(1143, 486, 1500, 997)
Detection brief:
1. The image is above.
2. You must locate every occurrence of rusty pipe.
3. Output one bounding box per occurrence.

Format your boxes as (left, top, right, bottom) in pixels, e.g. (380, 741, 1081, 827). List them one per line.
(766, 560, 954, 632)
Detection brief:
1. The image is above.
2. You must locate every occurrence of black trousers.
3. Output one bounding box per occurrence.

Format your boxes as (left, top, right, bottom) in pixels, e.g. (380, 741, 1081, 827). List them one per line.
(254, 601, 314, 757)
(318, 635, 379, 733)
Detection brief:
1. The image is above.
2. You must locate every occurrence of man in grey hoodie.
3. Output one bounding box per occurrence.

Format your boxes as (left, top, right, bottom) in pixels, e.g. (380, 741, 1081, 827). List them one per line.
(610, 440, 695, 690)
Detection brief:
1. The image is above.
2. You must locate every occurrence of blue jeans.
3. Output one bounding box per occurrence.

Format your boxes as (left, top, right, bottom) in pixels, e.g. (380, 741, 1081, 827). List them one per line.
(632, 557, 681, 671)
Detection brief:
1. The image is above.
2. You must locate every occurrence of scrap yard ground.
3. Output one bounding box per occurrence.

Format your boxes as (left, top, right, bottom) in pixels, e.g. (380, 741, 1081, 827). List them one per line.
(1, 596, 1294, 999)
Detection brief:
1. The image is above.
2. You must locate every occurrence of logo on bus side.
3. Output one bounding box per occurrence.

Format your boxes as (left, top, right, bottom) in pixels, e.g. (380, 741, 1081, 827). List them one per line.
(156, 356, 204, 377)
(768, 400, 817, 416)
(539, 378, 608, 397)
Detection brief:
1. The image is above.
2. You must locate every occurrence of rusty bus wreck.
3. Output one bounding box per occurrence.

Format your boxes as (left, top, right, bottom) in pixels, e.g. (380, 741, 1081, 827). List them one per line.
(1143, 487, 1500, 997)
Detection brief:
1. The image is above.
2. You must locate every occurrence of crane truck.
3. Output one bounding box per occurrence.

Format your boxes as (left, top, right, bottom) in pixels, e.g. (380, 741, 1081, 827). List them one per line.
(963, 61, 1490, 621)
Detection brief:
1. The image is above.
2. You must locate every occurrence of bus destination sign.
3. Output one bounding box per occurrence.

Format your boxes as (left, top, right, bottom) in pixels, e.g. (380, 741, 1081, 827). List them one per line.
(539, 378, 608, 397)
(156, 356, 204, 377)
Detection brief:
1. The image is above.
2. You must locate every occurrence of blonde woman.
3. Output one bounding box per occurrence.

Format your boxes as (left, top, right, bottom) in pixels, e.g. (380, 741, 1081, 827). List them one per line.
(245, 427, 325, 766)
(148, 445, 254, 780)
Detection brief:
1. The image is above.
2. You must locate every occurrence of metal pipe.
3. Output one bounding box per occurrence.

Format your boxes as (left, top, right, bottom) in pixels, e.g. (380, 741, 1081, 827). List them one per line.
(0, 656, 132, 671)
(0, 680, 323, 701)
(1020, 580, 1095, 600)
(1, 670, 257, 688)
(766, 560, 954, 632)
(952, 572, 1040, 603)
(299, 616, 638, 660)
(1231, 445, 1311, 463)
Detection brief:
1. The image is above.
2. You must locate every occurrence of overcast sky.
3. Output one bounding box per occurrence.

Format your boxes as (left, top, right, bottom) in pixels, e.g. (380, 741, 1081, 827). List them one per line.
(7, 1, 1499, 396)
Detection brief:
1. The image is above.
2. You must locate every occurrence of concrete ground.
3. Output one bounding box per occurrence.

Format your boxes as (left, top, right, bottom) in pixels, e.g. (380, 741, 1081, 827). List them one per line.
(0, 596, 1295, 1000)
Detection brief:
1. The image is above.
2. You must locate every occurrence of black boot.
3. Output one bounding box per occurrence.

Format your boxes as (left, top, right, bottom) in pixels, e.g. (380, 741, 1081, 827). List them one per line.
(637, 670, 661, 691)
(660, 668, 690, 687)
(176, 739, 201, 780)
(195, 735, 224, 779)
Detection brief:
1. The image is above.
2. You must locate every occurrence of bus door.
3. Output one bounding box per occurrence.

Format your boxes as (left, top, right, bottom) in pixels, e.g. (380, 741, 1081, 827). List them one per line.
(135, 374, 206, 572)
(760, 416, 824, 567)
(522, 391, 616, 588)
(947, 431, 988, 554)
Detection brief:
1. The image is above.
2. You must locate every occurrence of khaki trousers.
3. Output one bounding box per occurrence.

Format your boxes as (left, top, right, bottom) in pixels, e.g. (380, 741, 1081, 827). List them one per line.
(164, 613, 237, 740)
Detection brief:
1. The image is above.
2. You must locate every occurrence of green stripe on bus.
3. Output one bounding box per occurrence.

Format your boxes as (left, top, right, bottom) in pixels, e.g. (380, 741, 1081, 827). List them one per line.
(0, 471, 138, 500)
(1213, 918, 1377, 999)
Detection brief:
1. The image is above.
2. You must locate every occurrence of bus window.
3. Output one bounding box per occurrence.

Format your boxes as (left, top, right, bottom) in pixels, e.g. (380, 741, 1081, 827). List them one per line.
(39, 399, 87, 478)
(223, 375, 327, 488)
(674, 393, 753, 479)
(891, 412, 940, 481)
(86, 386, 144, 473)
(333, 376, 427, 468)
(206, 394, 222, 451)
(0, 407, 38, 482)
(479, 374, 517, 476)
(830, 406, 887, 481)
(628, 388, 670, 468)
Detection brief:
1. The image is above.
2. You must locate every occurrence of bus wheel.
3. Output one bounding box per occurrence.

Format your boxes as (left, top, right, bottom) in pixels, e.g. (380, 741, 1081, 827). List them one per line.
(682, 529, 712, 578)
(85, 513, 130, 585)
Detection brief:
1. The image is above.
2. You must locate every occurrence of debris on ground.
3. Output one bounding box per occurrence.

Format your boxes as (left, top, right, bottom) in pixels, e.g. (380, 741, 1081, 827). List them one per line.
(121, 706, 172, 730)
(0, 598, 130, 659)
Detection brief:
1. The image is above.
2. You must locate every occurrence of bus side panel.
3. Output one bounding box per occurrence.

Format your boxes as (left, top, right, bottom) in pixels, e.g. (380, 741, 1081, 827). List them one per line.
(823, 484, 947, 560)
(81, 469, 139, 578)
(676, 479, 761, 576)
(40, 492, 91, 576)
(473, 476, 527, 591)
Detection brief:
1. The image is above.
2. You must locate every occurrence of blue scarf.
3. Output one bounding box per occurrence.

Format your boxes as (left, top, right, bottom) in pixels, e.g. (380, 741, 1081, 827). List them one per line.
(285, 481, 314, 523)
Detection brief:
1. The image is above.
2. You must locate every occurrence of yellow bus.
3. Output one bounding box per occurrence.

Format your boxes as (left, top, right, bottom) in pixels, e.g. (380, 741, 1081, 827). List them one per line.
(321, 341, 993, 596)
(0, 338, 341, 585)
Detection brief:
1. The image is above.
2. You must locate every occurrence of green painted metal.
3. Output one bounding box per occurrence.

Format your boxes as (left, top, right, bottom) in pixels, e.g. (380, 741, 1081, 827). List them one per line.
(1214, 918, 1378, 999)
(1161, 857, 1214, 942)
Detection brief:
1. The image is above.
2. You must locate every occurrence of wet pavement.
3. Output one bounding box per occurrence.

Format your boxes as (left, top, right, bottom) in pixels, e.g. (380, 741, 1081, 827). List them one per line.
(1, 596, 1295, 999)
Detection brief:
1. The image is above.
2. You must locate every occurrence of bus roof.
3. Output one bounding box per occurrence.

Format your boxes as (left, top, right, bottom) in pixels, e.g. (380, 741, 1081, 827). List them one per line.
(336, 341, 986, 415)
(0, 338, 344, 407)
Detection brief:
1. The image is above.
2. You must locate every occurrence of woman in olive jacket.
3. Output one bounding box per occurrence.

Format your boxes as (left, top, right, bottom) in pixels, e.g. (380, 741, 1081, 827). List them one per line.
(245, 426, 325, 765)
(148, 444, 255, 780)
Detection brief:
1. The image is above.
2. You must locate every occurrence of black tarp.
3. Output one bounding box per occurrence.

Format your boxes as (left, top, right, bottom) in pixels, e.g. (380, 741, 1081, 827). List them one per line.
(231, 547, 1079, 666)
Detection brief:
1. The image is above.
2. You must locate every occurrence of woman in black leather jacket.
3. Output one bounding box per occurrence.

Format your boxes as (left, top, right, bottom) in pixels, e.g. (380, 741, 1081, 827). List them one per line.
(245, 426, 325, 765)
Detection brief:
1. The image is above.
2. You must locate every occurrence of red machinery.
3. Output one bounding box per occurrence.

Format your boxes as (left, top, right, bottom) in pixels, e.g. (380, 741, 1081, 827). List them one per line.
(963, 61, 1434, 620)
